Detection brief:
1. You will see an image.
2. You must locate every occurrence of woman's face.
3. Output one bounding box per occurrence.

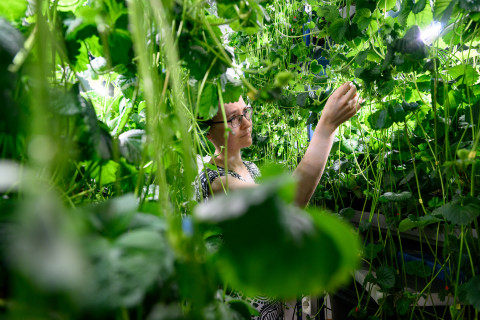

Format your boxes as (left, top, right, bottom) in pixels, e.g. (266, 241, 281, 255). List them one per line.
(207, 96, 253, 151)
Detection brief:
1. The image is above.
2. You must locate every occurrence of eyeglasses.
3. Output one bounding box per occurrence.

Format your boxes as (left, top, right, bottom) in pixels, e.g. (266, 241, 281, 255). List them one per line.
(209, 107, 253, 128)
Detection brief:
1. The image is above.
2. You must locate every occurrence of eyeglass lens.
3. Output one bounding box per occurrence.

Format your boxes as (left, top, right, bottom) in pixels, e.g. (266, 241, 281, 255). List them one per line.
(231, 107, 253, 128)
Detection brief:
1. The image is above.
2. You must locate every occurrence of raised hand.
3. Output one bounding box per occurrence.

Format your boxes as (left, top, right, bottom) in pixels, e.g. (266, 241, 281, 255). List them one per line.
(317, 82, 363, 136)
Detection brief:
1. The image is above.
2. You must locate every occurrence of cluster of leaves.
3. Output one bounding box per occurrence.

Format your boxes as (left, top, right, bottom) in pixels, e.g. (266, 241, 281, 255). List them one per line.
(226, 0, 480, 318)
(0, 0, 364, 319)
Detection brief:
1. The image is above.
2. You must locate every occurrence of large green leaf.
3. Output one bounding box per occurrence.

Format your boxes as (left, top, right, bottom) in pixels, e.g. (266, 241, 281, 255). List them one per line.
(310, 61, 323, 74)
(398, 214, 442, 232)
(407, 1, 433, 28)
(448, 65, 479, 86)
(85, 193, 137, 238)
(363, 243, 383, 260)
(221, 74, 243, 103)
(118, 129, 145, 165)
(195, 178, 360, 298)
(379, 80, 395, 96)
(367, 109, 393, 129)
(328, 19, 348, 43)
(393, 25, 428, 59)
(412, 0, 427, 13)
(378, 0, 397, 11)
(316, 5, 341, 22)
(434, 0, 459, 24)
(0, 0, 27, 21)
(198, 83, 218, 120)
(87, 228, 174, 308)
(461, 276, 480, 310)
(433, 197, 480, 225)
(379, 191, 412, 202)
(398, 0, 413, 26)
(459, 0, 480, 12)
(405, 260, 432, 278)
(388, 104, 406, 123)
(375, 266, 396, 289)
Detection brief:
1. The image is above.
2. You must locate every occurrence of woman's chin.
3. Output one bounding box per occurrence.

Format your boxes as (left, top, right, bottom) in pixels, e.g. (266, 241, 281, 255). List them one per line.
(243, 137, 253, 148)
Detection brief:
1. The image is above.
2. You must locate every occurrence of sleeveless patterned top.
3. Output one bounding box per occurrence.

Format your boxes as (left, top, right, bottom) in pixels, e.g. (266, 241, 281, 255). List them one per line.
(195, 161, 284, 320)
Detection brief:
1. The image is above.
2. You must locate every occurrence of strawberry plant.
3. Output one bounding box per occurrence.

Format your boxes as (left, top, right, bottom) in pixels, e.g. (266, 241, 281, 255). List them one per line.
(1, 0, 480, 319)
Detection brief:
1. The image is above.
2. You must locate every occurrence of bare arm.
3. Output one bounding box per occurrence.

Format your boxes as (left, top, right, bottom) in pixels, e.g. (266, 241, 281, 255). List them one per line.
(293, 82, 362, 207)
(208, 82, 362, 204)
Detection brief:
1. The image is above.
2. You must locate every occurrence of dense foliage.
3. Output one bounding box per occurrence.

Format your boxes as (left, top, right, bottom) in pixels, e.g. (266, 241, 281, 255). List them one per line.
(1, 0, 480, 319)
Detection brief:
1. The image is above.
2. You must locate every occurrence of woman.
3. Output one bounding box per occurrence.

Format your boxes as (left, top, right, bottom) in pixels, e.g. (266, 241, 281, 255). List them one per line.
(198, 81, 362, 207)
(196, 82, 363, 320)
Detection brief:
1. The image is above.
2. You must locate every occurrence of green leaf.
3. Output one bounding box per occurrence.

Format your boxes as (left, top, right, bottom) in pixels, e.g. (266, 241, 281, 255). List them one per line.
(379, 80, 395, 96)
(316, 5, 341, 23)
(198, 83, 218, 120)
(89, 228, 174, 308)
(459, 0, 480, 12)
(310, 60, 323, 74)
(195, 178, 360, 297)
(375, 266, 396, 289)
(51, 88, 83, 116)
(396, 297, 412, 315)
(112, 97, 134, 137)
(328, 19, 348, 43)
(412, 0, 427, 14)
(108, 29, 133, 68)
(118, 129, 145, 165)
(222, 80, 243, 104)
(274, 71, 294, 87)
(388, 104, 406, 123)
(393, 26, 427, 58)
(353, 8, 372, 31)
(0, 0, 27, 21)
(434, 0, 459, 25)
(379, 191, 412, 202)
(409, 1, 433, 28)
(339, 207, 356, 220)
(291, 42, 307, 57)
(448, 65, 479, 86)
(85, 193, 138, 237)
(296, 92, 309, 108)
(367, 109, 393, 129)
(462, 276, 480, 310)
(355, 50, 369, 66)
(91, 160, 118, 186)
(378, 0, 397, 11)
(363, 243, 383, 260)
(217, 3, 237, 19)
(405, 260, 432, 278)
(402, 100, 420, 113)
(57, 0, 87, 12)
(398, 0, 413, 26)
(398, 214, 442, 232)
(434, 197, 480, 225)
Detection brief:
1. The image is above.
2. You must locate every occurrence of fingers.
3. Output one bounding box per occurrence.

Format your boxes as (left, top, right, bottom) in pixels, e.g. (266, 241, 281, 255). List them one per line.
(334, 82, 353, 97)
(343, 84, 357, 101)
(346, 96, 364, 118)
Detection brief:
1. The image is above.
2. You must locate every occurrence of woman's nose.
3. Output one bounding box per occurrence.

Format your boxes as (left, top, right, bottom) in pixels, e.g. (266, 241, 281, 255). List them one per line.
(241, 115, 252, 128)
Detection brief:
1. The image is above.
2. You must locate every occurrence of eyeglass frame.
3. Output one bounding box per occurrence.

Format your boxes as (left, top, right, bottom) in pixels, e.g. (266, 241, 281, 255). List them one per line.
(208, 106, 253, 128)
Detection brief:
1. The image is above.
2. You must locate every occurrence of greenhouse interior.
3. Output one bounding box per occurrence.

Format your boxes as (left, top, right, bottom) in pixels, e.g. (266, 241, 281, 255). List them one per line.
(1, 0, 480, 319)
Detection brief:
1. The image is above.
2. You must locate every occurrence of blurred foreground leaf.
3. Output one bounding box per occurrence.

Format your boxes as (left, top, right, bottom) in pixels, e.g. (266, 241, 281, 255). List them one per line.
(195, 178, 360, 298)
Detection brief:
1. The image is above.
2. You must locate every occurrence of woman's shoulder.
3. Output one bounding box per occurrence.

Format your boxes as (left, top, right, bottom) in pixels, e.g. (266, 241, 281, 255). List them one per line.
(198, 164, 226, 181)
(196, 165, 227, 202)
(243, 161, 261, 178)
